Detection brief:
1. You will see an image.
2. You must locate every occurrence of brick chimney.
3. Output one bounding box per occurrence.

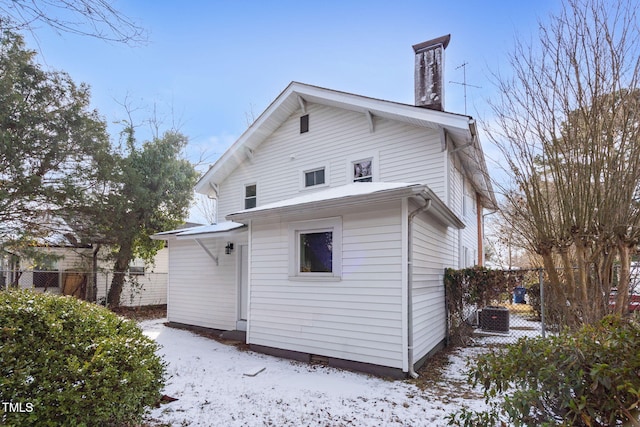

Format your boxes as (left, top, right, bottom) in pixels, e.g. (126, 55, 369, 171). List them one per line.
(412, 34, 450, 111)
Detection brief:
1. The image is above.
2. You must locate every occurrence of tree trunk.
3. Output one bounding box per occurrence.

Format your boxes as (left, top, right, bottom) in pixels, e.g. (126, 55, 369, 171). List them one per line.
(107, 241, 133, 308)
(616, 242, 631, 316)
(595, 248, 615, 318)
(86, 244, 100, 302)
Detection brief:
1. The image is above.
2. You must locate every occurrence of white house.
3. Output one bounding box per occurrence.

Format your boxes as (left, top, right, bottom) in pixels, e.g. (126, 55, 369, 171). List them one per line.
(155, 35, 497, 378)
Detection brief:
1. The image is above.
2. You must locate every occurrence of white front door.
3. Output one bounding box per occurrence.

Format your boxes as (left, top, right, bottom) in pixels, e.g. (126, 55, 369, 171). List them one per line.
(237, 244, 249, 330)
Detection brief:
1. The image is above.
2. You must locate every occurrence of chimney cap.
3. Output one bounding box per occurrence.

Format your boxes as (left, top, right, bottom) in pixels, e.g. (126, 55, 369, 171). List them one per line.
(412, 34, 451, 53)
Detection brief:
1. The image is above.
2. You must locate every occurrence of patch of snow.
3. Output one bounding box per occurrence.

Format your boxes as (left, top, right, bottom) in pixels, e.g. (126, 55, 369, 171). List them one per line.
(154, 221, 245, 238)
(141, 318, 495, 426)
(229, 182, 423, 216)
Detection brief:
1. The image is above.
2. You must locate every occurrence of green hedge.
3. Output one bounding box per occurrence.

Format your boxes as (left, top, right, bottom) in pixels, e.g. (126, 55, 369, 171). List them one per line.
(448, 316, 640, 426)
(0, 290, 166, 426)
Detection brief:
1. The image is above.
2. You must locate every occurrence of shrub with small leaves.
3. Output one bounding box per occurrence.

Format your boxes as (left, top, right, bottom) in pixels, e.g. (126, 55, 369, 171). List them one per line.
(448, 315, 640, 426)
(0, 290, 166, 427)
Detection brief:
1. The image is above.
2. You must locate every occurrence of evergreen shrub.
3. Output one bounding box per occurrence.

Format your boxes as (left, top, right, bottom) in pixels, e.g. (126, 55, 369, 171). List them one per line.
(448, 316, 640, 426)
(0, 290, 165, 426)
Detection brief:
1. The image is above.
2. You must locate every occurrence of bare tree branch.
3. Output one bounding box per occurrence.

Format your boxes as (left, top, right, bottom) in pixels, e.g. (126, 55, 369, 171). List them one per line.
(0, 0, 147, 44)
(485, 0, 640, 324)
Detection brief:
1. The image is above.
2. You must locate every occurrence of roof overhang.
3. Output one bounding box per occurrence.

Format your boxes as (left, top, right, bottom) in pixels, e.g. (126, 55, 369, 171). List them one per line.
(152, 222, 247, 241)
(226, 182, 464, 229)
(454, 120, 498, 210)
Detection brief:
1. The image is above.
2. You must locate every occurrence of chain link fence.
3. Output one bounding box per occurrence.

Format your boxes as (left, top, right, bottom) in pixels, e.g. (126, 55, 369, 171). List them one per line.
(467, 268, 547, 345)
(0, 269, 167, 307)
(465, 266, 640, 345)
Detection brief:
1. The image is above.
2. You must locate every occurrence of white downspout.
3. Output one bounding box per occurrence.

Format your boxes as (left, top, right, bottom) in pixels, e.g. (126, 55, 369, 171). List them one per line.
(407, 195, 432, 378)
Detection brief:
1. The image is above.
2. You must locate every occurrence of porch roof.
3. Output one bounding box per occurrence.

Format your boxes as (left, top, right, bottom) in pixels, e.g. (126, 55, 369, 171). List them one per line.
(152, 221, 246, 240)
(226, 182, 465, 229)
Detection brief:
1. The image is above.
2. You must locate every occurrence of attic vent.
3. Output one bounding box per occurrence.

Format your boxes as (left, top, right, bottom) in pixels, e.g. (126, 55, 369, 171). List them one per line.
(300, 114, 309, 134)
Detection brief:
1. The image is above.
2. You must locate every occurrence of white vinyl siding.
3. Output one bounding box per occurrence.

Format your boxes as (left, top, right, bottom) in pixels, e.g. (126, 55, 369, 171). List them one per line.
(166, 237, 243, 330)
(462, 182, 479, 267)
(216, 103, 447, 219)
(449, 155, 464, 221)
(449, 155, 466, 268)
(247, 201, 405, 369)
(410, 200, 456, 362)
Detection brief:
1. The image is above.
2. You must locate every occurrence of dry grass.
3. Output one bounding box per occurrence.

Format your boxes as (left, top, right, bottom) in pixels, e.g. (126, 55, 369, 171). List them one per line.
(410, 344, 486, 402)
(112, 304, 167, 321)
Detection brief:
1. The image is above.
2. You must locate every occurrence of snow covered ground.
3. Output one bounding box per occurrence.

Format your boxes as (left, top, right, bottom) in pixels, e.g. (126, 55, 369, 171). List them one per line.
(141, 318, 495, 427)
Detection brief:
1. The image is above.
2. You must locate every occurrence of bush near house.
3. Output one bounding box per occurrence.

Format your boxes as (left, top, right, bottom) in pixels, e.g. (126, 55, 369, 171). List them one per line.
(448, 315, 640, 426)
(0, 290, 166, 427)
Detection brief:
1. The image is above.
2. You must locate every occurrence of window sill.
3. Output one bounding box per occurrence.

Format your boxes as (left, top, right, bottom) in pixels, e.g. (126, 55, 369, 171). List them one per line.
(300, 183, 330, 191)
(288, 275, 342, 282)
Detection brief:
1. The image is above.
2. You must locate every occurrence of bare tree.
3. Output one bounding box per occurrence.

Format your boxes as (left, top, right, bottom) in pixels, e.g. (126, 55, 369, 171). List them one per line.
(486, 0, 640, 324)
(0, 0, 146, 44)
(194, 194, 217, 225)
(486, 200, 540, 269)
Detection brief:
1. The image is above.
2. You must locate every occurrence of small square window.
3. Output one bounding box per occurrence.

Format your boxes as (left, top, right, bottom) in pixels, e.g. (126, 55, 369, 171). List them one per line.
(353, 159, 373, 182)
(299, 231, 333, 273)
(33, 271, 59, 288)
(304, 168, 325, 187)
(300, 114, 309, 134)
(129, 266, 145, 276)
(245, 184, 257, 209)
(288, 217, 342, 280)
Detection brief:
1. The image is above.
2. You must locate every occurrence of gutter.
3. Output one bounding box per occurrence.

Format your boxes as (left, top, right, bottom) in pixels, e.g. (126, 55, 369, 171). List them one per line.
(407, 195, 432, 379)
(450, 119, 477, 153)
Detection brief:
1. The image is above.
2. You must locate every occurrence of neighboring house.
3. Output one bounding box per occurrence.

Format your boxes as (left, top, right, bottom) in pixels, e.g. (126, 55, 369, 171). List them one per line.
(0, 223, 202, 307)
(154, 35, 497, 378)
(1, 244, 168, 307)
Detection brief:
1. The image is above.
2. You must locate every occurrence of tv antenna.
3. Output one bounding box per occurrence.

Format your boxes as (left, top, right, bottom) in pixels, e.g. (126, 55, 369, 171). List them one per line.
(449, 62, 481, 115)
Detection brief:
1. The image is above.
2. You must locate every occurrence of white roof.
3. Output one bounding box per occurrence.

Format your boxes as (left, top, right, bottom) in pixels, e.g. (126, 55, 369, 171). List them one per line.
(231, 182, 419, 215)
(227, 182, 465, 229)
(152, 221, 246, 240)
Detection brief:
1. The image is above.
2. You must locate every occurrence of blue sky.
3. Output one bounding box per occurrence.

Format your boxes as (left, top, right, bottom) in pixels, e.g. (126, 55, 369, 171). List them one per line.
(22, 0, 559, 221)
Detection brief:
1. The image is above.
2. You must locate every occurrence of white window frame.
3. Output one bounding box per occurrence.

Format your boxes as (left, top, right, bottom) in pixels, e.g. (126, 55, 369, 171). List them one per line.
(347, 151, 379, 183)
(244, 183, 257, 209)
(288, 217, 342, 281)
(300, 165, 329, 190)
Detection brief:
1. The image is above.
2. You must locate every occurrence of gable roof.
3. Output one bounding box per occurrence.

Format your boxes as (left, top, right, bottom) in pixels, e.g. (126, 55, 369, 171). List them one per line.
(196, 81, 497, 209)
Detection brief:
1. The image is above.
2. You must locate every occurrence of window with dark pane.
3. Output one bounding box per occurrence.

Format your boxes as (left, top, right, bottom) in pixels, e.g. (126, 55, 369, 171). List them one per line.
(304, 168, 325, 187)
(33, 260, 58, 288)
(299, 231, 333, 273)
(33, 271, 58, 288)
(353, 159, 373, 182)
(300, 114, 309, 133)
(244, 184, 256, 209)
